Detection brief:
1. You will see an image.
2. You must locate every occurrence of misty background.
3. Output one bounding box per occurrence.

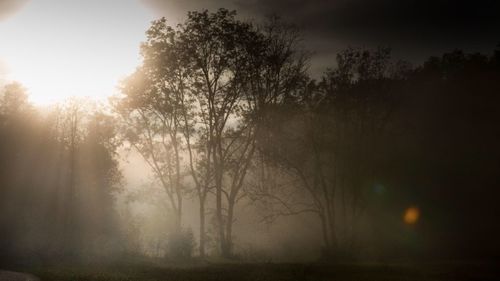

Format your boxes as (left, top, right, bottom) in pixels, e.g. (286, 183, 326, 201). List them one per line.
(0, 0, 499, 267)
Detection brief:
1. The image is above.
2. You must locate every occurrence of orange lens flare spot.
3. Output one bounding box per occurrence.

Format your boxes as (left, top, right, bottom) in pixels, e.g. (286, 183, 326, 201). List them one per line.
(403, 207, 420, 225)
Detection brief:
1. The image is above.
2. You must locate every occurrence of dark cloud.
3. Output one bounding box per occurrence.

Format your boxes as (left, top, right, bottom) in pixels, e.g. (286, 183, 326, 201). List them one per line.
(0, 0, 29, 21)
(140, 0, 237, 22)
(141, 0, 500, 71)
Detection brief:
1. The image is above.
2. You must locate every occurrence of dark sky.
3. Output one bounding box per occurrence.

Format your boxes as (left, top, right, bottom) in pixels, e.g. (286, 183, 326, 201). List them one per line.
(142, 0, 500, 73)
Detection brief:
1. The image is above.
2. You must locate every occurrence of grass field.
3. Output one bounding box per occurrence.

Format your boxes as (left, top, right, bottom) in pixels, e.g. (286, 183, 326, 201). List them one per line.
(16, 260, 499, 281)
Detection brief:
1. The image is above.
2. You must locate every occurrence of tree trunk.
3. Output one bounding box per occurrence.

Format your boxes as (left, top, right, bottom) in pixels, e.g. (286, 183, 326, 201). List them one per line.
(199, 197, 206, 258)
(224, 200, 235, 258)
(326, 206, 337, 257)
(214, 141, 226, 256)
(320, 213, 330, 250)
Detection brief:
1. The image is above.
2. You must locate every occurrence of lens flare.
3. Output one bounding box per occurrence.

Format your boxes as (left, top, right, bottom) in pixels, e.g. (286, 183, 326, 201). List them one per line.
(403, 207, 420, 225)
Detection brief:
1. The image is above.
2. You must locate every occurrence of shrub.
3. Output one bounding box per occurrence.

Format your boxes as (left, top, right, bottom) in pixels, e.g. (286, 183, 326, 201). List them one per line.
(165, 228, 195, 260)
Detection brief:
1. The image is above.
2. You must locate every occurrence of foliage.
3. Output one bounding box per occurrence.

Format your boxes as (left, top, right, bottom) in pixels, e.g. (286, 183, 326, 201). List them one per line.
(165, 228, 196, 261)
(0, 89, 123, 261)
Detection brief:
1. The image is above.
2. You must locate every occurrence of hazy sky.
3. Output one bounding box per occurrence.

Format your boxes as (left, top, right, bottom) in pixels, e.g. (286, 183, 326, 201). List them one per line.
(1, 0, 499, 104)
(0, 0, 151, 104)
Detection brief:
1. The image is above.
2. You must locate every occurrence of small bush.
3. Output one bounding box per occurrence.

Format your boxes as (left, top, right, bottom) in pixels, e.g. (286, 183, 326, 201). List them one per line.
(165, 228, 195, 260)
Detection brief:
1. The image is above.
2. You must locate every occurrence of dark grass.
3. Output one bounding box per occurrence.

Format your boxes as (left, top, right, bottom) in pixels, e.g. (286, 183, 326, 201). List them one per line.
(9, 260, 500, 281)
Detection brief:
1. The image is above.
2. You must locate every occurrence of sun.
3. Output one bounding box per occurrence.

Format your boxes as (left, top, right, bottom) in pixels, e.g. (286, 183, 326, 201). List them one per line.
(0, 0, 152, 106)
(7, 56, 122, 105)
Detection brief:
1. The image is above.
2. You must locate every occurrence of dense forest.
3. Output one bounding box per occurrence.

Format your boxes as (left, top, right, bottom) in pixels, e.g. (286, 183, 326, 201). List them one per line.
(1, 9, 499, 267)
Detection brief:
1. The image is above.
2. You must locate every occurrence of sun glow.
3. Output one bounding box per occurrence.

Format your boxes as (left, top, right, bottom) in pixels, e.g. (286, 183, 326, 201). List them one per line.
(0, 0, 152, 105)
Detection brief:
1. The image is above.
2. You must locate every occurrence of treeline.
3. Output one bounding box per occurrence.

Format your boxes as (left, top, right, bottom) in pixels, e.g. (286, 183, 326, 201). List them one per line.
(113, 9, 500, 260)
(0, 86, 123, 263)
(1, 8, 499, 263)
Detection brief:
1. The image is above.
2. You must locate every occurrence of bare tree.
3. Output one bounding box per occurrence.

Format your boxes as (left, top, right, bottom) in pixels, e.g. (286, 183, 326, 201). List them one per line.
(115, 66, 185, 230)
(255, 47, 401, 258)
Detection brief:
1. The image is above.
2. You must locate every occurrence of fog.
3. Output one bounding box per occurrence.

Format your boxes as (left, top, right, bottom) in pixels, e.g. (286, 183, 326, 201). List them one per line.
(118, 150, 319, 261)
(0, 6, 500, 281)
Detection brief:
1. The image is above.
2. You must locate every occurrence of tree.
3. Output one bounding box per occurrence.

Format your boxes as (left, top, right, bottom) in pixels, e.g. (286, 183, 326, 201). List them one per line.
(255, 47, 405, 258)
(115, 10, 311, 258)
(0, 88, 123, 260)
(174, 9, 257, 257)
(115, 65, 186, 231)
(114, 16, 209, 255)
(48, 100, 123, 257)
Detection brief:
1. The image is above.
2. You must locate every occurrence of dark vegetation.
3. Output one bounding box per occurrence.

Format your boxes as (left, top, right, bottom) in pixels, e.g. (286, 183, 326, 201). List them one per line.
(1, 8, 500, 280)
(25, 262, 500, 281)
(0, 89, 122, 262)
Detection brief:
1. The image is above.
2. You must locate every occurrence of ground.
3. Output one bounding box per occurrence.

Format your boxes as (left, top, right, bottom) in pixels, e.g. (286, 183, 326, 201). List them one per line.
(0, 270, 39, 281)
(3, 260, 500, 281)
